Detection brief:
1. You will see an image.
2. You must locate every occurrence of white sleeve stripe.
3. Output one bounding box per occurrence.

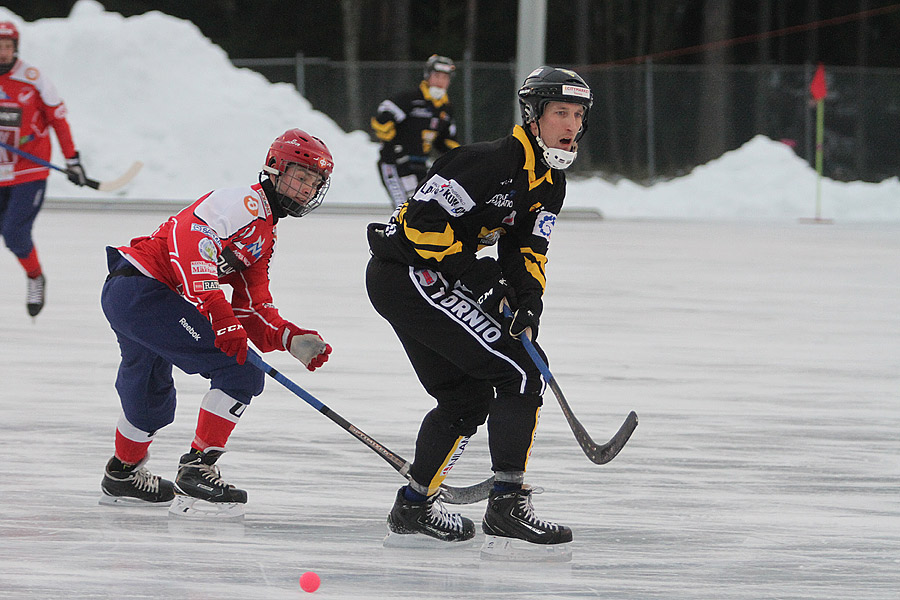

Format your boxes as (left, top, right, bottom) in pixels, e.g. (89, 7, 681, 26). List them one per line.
(233, 271, 279, 332)
(377, 99, 406, 123)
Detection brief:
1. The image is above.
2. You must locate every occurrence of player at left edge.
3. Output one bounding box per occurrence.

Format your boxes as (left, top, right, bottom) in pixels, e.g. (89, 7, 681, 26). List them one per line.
(0, 21, 90, 317)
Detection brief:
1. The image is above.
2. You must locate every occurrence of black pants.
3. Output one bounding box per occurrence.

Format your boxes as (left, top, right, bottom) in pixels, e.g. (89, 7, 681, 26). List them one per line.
(366, 256, 547, 494)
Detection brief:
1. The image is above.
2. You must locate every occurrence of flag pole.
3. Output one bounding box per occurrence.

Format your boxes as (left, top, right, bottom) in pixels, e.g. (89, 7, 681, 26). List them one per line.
(801, 62, 832, 224)
(814, 97, 824, 220)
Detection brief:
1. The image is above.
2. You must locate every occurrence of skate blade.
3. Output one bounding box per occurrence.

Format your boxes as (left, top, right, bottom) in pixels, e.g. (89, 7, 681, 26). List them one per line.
(480, 535, 572, 562)
(99, 493, 172, 507)
(167, 494, 245, 521)
(383, 530, 474, 549)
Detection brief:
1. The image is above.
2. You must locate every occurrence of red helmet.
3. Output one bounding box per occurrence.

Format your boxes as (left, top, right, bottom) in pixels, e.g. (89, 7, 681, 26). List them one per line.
(262, 129, 334, 217)
(0, 21, 19, 44)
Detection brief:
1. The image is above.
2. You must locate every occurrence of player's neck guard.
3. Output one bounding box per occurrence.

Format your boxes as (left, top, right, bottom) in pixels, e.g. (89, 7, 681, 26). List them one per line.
(533, 125, 577, 170)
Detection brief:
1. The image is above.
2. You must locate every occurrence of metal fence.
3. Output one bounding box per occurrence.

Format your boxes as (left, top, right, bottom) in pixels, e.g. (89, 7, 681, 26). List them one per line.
(232, 56, 900, 183)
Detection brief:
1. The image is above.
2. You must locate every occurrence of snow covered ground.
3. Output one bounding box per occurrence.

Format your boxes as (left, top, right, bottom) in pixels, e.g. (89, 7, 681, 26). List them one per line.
(1, 3, 898, 599)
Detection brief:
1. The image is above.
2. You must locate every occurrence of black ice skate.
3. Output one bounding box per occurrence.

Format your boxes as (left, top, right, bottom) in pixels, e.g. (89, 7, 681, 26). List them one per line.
(481, 487, 573, 562)
(99, 455, 175, 506)
(26, 274, 45, 317)
(384, 486, 475, 547)
(169, 448, 247, 520)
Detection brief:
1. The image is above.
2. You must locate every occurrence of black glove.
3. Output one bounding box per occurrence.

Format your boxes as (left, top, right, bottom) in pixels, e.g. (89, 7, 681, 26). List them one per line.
(509, 298, 541, 340)
(458, 257, 508, 316)
(65, 152, 88, 186)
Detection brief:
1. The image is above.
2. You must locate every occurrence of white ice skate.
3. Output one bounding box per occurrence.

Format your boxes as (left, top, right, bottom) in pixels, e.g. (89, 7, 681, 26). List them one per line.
(480, 535, 572, 562)
(167, 494, 245, 521)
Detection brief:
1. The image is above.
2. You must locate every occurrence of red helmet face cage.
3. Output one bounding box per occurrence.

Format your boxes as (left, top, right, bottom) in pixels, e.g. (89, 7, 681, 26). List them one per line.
(0, 21, 19, 54)
(263, 129, 334, 217)
(0, 22, 19, 42)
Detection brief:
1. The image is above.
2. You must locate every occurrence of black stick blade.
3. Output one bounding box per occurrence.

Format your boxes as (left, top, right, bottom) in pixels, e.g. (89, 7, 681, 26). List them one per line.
(584, 410, 638, 464)
(440, 476, 494, 505)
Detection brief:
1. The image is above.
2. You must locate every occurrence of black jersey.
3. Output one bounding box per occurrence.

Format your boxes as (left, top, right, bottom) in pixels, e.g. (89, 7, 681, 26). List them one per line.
(371, 81, 460, 165)
(369, 125, 565, 312)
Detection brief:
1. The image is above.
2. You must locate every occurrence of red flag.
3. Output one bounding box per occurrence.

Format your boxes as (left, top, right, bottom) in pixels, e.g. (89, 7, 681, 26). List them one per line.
(810, 63, 827, 101)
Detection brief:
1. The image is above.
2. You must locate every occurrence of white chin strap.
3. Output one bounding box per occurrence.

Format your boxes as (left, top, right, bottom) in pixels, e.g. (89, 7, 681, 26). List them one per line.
(535, 134, 577, 170)
(428, 86, 447, 100)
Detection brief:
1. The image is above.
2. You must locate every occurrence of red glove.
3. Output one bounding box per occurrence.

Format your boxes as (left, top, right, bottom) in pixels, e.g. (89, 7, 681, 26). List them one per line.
(211, 312, 248, 365)
(281, 323, 332, 372)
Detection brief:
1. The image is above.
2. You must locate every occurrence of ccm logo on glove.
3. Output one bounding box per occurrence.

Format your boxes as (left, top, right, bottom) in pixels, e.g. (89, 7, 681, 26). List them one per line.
(213, 321, 248, 364)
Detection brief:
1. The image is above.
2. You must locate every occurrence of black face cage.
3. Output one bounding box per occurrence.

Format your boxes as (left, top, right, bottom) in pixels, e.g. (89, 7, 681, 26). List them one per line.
(274, 163, 331, 218)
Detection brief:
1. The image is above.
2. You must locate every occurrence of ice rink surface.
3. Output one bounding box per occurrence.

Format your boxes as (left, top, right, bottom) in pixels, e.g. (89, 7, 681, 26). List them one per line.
(1, 209, 898, 599)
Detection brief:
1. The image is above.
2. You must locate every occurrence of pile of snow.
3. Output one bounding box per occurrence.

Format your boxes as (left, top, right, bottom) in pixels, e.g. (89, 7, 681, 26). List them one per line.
(567, 137, 900, 221)
(3, 0, 899, 222)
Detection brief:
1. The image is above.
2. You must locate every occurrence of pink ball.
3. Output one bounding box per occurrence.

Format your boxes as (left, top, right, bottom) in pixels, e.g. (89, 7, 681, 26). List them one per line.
(299, 571, 320, 593)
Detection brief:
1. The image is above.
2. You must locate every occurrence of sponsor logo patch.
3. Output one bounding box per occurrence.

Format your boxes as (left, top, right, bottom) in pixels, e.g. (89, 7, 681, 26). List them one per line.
(532, 211, 556, 240)
(197, 237, 218, 262)
(487, 193, 513, 208)
(243, 195, 259, 217)
(440, 437, 469, 476)
(415, 269, 438, 286)
(413, 174, 475, 216)
(193, 280, 220, 292)
(179, 317, 201, 341)
(191, 261, 217, 276)
(234, 235, 265, 261)
(428, 288, 503, 344)
(562, 84, 591, 99)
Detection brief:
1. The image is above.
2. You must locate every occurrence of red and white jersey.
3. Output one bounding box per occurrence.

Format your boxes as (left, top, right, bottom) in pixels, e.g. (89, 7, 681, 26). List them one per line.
(0, 59, 77, 186)
(118, 183, 292, 353)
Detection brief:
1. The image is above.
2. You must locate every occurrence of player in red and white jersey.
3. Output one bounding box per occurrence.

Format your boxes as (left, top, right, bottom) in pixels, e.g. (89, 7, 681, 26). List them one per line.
(0, 21, 89, 317)
(98, 129, 334, 516)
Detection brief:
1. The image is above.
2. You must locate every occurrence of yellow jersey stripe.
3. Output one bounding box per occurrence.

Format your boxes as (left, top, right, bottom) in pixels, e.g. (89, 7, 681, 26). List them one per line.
(370, 118, 396, 141)
(426, 435, 466, 495)
(522, 406, 541, 472)
(512, 125, 554, 190)
(402, 221, 463, 261)
(521, 247, 548, 289)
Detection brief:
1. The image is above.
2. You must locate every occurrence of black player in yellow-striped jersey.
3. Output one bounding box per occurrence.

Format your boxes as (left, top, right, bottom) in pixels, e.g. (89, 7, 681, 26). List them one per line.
(366, 66, 594, 554)
(370, 55, 460, 208)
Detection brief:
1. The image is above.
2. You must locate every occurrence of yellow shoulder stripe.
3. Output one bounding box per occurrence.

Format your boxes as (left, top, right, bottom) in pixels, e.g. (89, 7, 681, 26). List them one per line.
(512, 125, 553, 190)
(370, 118, 396, 141)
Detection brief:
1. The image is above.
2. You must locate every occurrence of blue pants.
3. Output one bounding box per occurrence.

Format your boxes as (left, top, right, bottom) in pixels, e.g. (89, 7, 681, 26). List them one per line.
(101, 248, 263, 434)
(0, 179, 46, 257)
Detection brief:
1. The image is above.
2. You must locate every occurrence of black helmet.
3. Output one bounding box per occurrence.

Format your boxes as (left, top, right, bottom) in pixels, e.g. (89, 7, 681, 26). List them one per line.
(424, 54, 456, 79)
(518, 66, 593, 141)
